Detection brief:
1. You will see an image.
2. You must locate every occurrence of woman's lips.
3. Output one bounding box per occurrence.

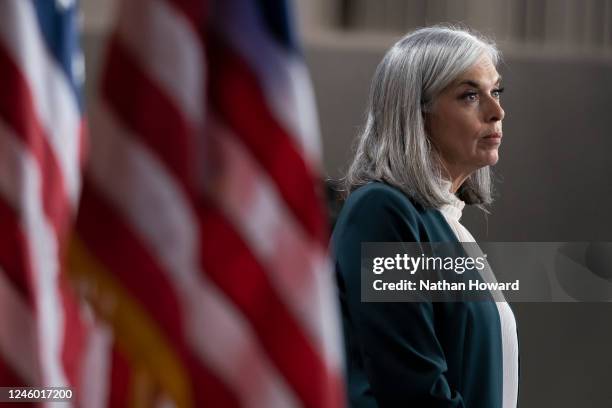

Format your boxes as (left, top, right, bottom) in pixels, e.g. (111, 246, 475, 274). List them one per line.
(480, 132, 502, 145)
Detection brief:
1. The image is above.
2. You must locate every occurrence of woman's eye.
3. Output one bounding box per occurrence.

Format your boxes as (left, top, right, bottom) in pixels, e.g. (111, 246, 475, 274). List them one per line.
(462, 92, 478, 101)
(492, 87, 505, 99)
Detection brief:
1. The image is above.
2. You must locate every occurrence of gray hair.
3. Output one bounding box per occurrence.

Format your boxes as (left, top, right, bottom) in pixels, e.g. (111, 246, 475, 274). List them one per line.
(342, 24, 500, 210)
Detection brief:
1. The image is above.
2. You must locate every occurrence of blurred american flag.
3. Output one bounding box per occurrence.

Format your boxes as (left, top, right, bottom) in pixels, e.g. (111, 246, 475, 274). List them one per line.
(0, 0, 90, 400)
(1, 0, 345, 406)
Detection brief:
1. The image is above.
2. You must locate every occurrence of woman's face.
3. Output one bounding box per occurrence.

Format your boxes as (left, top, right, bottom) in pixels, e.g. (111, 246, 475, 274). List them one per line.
(425, 54, 505, 182)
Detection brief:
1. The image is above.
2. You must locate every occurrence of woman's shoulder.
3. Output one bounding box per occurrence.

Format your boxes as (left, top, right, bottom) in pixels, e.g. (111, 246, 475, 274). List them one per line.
(342, 181, 423, 218)
(331, 182, 422, 251)
(333, 182, 424, 240)
(333, 181, 454, 244)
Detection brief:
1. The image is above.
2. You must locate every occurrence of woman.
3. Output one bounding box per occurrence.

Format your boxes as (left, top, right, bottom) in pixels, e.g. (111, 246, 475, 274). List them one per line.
(331, 26, 518, 407)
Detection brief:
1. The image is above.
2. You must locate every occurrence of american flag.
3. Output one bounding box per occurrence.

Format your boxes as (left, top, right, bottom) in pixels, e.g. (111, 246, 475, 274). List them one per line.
(68, 0, 345, 406)
(0, 0, 91, 400)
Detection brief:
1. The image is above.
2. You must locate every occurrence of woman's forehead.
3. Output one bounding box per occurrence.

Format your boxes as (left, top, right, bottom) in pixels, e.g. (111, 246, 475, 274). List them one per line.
(454, 56, 501, 87)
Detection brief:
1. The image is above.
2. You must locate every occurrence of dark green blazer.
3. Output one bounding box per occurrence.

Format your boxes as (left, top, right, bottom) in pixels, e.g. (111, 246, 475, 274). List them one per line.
(331, 182, 504, 407)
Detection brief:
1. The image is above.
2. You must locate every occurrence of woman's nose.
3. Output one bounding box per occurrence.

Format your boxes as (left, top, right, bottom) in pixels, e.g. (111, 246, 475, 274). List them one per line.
(486, 99, 505, 122)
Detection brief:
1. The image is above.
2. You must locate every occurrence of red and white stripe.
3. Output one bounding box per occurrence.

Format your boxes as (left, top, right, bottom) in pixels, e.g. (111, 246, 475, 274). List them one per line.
(0, 118, 67, 387)
(78, 0, 345, 405)
(89, 102, 299, 407)
(203, 114, 343, 373)
(78, 321, 113, 408)
(0, 0, 89, 399)
(114, 0, 205, 128)
(210, 0, 322, 168)
(0, 265, 39, 385)
(0, 1, 84, 209)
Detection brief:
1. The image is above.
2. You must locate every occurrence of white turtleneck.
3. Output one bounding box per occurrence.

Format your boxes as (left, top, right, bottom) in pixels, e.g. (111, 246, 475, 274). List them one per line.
(438, 188, 519, 408)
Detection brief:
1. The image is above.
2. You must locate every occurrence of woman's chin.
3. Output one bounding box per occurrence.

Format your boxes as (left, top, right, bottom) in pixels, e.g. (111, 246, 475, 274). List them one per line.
(479, 149, 500, 167)
(487, 154, 500, 166)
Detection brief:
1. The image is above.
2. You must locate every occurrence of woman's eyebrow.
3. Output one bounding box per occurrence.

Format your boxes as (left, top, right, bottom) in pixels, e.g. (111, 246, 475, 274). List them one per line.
(457, 80, 481, 88)
(456, 76, 503, 88)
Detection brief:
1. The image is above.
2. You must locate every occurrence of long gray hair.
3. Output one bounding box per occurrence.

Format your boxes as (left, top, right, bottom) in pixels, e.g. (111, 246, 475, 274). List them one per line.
(343, 25, 500, 210)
